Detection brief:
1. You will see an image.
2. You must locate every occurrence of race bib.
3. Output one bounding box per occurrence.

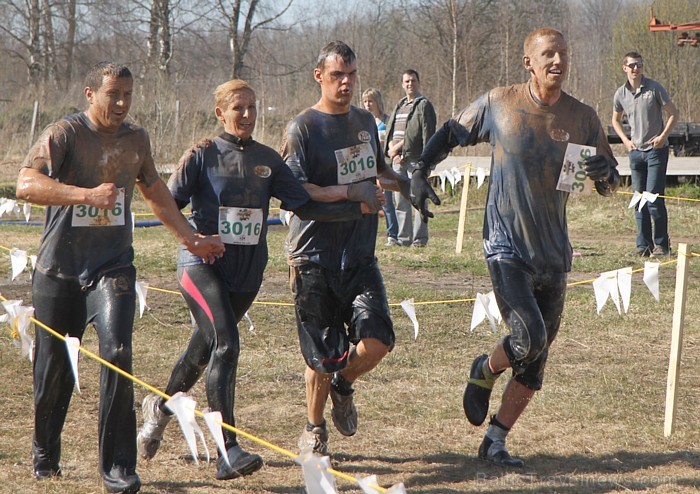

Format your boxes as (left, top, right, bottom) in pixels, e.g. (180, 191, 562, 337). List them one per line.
(556, 143, 595, 194)
(218, 207, 263, 245)
(71, 188, 126, 227)
(335, 142, 377, 184)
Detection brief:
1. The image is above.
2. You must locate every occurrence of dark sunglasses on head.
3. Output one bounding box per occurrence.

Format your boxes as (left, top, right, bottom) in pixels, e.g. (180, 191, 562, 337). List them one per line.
(625, 62, 643, 69)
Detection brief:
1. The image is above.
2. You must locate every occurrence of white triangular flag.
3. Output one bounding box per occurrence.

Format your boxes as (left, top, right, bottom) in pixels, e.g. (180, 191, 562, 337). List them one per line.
(605, 270, 622, 314)
(243, 312, 255, 332)
(10, 248, 28, 280)
(279, 210, 290, 226)
(135, 282, 149, 318)
(296, 450, 337, 494)
(486, 290, 502, 324)
(23, 202, 32, 222)
(190, 310, 196, 326)
(470, 292, 498, 333)
(164, 392, 210, 465)
(643, 261, 660, 301)
(65, 336, 81, 393)
(617, 267, 633, 313)
(387, 483, 408, 494)
(203, 411, 230, 467)
(592, 275, 610, 314)
(438, 170, 449, 193)
(639, 191, 658, 210)
(2, 300, 35, 361)
(450, 167, 463, 185)
(446, 168, 457, 189)
(628, 191, 642, 209)
(30, 255, 37, 270)
(131, 212, 136, 233)
(400, 298, 419, 339)
(0, 198, 18, 217)
(357, 474, 381, 494)
(476, 166, 487, 189)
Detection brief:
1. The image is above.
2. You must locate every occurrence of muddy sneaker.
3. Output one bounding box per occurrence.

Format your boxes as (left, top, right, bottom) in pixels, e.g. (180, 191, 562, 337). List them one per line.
(330, 373, 357, 436)
(216, 445, 264, 480)
(298, 421, 329, 456)
(463, 354, 501, 426)
(137, 394, 172, 459)
(478, 435, 524, 468)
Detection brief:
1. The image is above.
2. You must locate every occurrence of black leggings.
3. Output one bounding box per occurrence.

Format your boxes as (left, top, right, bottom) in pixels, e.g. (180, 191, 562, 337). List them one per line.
(32, 266, 137, 477)
(164, 263, 256, 450)
(488, 258, 566, 390)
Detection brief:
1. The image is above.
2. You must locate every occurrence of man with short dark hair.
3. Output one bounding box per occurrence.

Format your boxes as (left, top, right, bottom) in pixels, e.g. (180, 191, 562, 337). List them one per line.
(612, 51, 678, 257)
(17, 61, 223, 493)
(385, 69, 436, 247)
(282, 41, 414, 456)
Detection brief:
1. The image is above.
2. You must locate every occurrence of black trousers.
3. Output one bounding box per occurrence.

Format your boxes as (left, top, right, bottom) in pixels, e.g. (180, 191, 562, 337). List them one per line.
(164, 263, 256, 451)
(32, 266, 137, 477)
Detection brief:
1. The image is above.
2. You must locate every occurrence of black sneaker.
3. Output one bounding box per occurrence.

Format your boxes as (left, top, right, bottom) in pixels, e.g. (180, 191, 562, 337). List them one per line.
(215, 445, 264, 480)
(103, 466, 141, 493)
(34, 466, 61, 481)
(478, 435, 524, 468)
(330, 373, 357, 437)
(463, 354, 500, 426)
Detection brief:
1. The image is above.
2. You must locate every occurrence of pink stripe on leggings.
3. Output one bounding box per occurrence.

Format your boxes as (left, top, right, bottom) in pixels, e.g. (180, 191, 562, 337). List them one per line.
(179, 269, 214, 324)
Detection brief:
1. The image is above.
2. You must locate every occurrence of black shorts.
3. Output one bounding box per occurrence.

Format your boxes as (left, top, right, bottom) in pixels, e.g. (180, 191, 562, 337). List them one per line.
(290, 262, 394, 374)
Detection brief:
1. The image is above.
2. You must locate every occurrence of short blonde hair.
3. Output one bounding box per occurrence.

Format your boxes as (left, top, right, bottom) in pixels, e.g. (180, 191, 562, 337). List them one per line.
(362, 87, 384, 115)
(214, 79, 255, 109)
(523, 27, 564, 56)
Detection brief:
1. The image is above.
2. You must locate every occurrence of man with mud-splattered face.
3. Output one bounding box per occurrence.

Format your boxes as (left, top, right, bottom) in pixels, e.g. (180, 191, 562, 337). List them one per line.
(412, 28, 620, 468)
(16, 61, 224, 493)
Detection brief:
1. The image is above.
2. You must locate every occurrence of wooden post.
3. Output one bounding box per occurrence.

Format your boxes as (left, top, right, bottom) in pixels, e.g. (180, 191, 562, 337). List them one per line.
(455, 164, 471, 254)
(29, 100, 39, 146)
(664, 243, 689, 437)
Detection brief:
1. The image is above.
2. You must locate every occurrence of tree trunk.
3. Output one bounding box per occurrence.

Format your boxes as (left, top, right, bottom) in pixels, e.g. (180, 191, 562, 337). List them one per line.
(63, 0, 76, 90)
(41, 0, 60, 87)
(28, 0, 41, 87)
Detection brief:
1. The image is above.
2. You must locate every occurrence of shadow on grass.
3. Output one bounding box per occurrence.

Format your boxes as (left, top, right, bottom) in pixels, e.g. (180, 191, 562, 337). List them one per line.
(328, 449, 699, 493)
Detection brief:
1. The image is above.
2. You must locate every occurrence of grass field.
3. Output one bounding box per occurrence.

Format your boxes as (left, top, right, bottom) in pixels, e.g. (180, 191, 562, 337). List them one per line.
(1, 180, 699, 493)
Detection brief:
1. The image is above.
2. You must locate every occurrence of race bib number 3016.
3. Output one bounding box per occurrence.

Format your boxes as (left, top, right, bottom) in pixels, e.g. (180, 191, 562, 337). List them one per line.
(556, 143, 596, 194)
(71, 188, 126, 227)
(219, 207, 263, 245)
(335, 142, 378, 184)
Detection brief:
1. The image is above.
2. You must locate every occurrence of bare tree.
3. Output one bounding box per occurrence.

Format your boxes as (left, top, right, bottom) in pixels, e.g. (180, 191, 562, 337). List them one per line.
(147, 0, 173, 76)
(218, 0, 294, 78)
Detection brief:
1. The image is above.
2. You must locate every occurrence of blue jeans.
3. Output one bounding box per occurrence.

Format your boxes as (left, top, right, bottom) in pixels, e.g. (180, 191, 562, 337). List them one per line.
(382, 189, 398, 240)
(629, 146, 669, 252)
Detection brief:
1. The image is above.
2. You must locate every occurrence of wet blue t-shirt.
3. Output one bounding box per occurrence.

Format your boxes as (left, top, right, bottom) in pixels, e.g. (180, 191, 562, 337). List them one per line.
(168, 133, 310, 291)
(282, 107, 388, 270)
(447, 83, 617, 273)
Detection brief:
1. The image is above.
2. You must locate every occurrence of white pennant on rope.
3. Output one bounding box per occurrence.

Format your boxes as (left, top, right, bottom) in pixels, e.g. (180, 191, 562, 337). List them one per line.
(202, 411, 230, 467)
(399, 298, 419, 339)
(438, 170, 450, 193)
(643, 261, 660, 301)
(357, 474, 382, 494)
(476, 166, 487, 189)
(164, 392, 210, 465)
(2, 300, 35, 361)
(0, 198, 20, 218)
(617, 267, 633, 314)
(279, 209, 290, 226)
(243, 312, 255, 332)
(628, 191, 642, 209)
(65, 336, 81, 393)
(135, 282, 149, 318)
(449, 167, 463, 185)
(470, 291, 500, 333)
(23, 202, 32, 222)
(296, 450, 337, 494)
(10, 248, 28, 280)
(592, 270, 621, 314)
(131, 213, 136, 233)
(387, 483, 408, 494)
(638, 191, 659, 211)
(30, 255, 37, 274)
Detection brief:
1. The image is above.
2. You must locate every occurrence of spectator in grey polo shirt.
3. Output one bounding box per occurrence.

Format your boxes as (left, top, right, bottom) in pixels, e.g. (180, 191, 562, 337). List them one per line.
(612, 51, 678, 258)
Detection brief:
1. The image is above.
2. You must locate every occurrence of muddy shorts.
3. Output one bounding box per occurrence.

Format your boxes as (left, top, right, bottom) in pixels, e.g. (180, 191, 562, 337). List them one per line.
(488, 258, 566, 390)
(290, 262, 394, 374)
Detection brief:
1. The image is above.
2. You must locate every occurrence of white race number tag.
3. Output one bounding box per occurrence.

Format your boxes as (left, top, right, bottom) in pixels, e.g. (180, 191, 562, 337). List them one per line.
(71, 188, 126, 227)
(335, 142, 377, 184)
(218, 207, 263, 245)
(556, 143, 595, 194)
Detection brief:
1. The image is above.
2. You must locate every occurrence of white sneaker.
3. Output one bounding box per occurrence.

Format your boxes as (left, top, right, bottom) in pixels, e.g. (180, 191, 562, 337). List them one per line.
(137, 394, 171, 459)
